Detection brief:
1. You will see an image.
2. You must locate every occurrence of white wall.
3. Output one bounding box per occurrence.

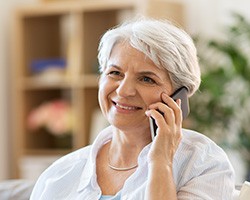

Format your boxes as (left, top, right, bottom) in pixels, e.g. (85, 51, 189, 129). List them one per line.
(0, 0, 250, 180)
(181, 0, 250, 37)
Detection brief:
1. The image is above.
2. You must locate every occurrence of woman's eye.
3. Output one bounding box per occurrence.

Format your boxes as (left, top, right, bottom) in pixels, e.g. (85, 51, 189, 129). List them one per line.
(141, 76, 156, 84)
(107, 71, 122, 77)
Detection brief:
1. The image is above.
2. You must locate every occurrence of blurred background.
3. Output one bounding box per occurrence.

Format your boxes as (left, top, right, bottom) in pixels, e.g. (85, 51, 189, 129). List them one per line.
(1, 0, 250, 185)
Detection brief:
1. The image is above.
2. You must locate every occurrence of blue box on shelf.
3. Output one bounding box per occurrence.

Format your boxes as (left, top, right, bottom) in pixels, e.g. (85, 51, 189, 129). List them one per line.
(30, 58, 67, 73)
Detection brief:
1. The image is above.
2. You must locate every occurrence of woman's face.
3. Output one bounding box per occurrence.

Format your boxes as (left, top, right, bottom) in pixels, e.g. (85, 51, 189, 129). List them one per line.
(98, 42, 173, 132)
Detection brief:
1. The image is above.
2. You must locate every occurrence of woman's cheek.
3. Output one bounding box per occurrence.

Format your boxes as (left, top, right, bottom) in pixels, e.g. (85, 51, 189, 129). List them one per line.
(145, 90, 164, 106)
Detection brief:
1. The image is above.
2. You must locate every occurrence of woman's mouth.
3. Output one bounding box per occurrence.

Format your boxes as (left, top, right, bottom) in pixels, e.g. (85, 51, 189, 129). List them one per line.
(113, 101, 142, 111)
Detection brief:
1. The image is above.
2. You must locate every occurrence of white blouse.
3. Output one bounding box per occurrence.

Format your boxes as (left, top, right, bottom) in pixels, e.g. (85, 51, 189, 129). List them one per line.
(30, 126, 235, 200)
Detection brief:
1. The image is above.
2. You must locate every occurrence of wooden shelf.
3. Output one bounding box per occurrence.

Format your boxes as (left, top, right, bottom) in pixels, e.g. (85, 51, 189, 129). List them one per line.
(16, 1, 135, 16)
(24, 149, 72, 156)
(20, 77, 72, 89)
(18, 74, 99, 90)
(81, 74, 99, 88)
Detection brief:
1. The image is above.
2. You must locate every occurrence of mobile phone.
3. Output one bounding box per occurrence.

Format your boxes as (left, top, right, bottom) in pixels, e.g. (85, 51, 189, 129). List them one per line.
(149, 86, 189, 139)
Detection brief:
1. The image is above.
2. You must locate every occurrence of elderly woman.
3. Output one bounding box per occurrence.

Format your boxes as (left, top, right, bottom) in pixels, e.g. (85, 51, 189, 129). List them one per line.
(30, 18, 235, 200)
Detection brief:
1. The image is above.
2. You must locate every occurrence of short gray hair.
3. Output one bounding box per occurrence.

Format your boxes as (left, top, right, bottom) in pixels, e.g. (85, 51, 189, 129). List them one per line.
(98, 18, 201, 96)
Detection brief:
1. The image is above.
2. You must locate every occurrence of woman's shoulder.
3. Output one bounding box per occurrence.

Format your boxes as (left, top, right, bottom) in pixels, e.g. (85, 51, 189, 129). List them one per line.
(31, 145, 93, 198)
(181, 128, 221, 150)
(178, 128, 230, 161)
(55, 145, 92, 164)
(41, 145, 92, 177)
(174, 129, 235, 197)
(45, 126, 113, 172)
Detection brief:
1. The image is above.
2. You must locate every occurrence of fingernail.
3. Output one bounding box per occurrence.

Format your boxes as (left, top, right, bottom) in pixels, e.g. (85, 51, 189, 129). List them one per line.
(177, 99, 182, 105)
(145, 110, 150, 116)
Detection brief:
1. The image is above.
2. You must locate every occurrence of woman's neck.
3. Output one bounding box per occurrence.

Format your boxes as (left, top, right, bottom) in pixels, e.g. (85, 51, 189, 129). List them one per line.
(108, 126, 151, 166)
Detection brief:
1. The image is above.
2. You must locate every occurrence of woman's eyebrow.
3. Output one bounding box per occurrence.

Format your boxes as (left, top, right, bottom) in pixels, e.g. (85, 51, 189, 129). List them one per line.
(107, 64, 121, 70)
(107, 65, 164, 81)
(138, 71, 162, 80)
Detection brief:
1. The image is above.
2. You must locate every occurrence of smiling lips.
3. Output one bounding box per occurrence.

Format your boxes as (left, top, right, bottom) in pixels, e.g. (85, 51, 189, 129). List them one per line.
(113, 101, 142, 111)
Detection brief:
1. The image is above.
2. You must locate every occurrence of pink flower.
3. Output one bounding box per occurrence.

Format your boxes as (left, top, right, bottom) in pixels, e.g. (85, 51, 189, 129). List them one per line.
(27, 100, 73, 136)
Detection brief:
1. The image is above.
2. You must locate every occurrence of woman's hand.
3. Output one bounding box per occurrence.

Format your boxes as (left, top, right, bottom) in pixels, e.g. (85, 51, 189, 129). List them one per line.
(145, 92, 182, 167)
(145, 93, 182, 200)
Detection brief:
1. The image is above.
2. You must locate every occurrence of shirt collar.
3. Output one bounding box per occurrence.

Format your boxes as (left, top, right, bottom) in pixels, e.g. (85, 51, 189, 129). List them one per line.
(77, 126, 113, 192)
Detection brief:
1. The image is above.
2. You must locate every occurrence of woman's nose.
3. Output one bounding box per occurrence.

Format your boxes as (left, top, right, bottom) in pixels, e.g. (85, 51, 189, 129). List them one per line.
(116, 78, 136, 97)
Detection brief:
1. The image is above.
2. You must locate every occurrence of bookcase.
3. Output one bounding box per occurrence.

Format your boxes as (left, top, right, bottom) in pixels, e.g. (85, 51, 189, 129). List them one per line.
(11, 0, 136, 178)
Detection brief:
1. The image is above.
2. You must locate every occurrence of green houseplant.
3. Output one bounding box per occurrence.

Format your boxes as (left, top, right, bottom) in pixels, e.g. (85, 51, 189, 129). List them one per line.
(188, 13, 250, 180)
